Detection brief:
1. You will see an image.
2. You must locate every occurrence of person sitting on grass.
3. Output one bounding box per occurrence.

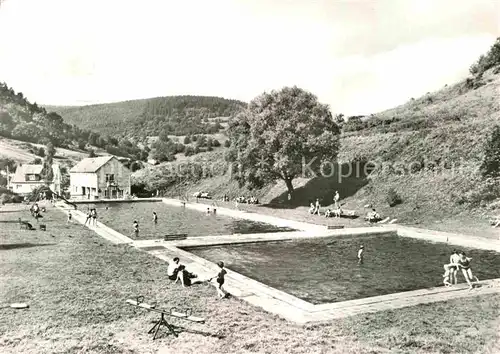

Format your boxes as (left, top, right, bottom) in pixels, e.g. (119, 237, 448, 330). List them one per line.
(457, 252, 479, 289)
(175, 265, 201, 287)
(167, 257, 181, 280)
(308, 202, 315, 214)
(325, 208, 332, 217)
(365, 209, 381, 223)
(442, 264, 453, 286)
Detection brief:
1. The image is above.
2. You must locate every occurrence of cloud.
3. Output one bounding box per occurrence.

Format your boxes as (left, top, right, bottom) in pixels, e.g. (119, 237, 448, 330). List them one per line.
(0, 0, 497, 115)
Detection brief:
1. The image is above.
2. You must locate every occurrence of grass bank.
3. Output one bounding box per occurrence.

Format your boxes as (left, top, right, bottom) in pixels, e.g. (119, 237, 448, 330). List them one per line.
(0, 203, 499, 353)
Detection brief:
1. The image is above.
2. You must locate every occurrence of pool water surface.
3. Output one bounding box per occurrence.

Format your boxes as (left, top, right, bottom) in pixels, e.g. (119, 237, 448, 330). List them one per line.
(185, 233, 500, 304)
(90, 202, 294, 239)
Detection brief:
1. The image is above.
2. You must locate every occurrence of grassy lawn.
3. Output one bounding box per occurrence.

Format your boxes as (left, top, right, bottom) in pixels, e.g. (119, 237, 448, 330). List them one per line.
(1, 203, 499, 353)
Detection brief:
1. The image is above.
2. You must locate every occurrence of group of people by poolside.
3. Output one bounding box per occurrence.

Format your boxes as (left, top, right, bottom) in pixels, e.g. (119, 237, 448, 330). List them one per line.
(443, 250, 479, 289)
(84, 208, 98, 226)
(167, 257, 229, 299)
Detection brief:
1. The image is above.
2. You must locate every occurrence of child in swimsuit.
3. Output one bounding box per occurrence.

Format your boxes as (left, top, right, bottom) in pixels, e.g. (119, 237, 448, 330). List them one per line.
(357, 245, 364, 264)
(211, 261, 227, 299)
(133, 220, 139, 237)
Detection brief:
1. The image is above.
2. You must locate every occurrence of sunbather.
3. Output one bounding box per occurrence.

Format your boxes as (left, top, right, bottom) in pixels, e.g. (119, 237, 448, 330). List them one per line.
(167, 257, 181, 280)
(308, 203, 315, 214)
(175, 265, 200, 287)
(365, 209, 381, 222)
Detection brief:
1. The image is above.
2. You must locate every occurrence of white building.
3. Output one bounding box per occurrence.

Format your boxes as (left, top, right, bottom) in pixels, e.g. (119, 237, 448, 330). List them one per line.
(8, 164, 61, 196)
(69, 156, 131, 200)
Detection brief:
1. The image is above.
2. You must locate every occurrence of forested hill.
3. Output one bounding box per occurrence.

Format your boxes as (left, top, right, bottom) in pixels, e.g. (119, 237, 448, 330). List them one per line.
(0, 83, 98, 149)
(47, 96, 247, 139)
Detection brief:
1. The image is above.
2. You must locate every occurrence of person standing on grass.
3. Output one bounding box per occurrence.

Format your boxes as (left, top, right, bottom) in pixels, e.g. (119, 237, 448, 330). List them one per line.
(133, 220, 139, 237)
(210, 261, 228, 299)
(153, 211, 158, 225)
(67, 211, 72, 224)
(84, 209, 92, 226)
(90, 208, 98, 226)
(449, 249, 461, 285)
(314, 198, 321, 215)
(357, 245, 364, 264)
(334, 191, 340, 208)
(457, 252, 479, 289)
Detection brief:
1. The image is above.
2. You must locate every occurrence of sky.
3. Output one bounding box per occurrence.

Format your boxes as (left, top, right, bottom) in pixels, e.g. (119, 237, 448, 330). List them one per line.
(0, 0, 498, 115)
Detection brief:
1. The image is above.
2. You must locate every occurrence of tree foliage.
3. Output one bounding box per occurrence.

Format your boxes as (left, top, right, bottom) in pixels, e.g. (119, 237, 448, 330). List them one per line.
(470, 37, 500, 76)
(0, 82, 149, 160)
(226, 86, 341, 196)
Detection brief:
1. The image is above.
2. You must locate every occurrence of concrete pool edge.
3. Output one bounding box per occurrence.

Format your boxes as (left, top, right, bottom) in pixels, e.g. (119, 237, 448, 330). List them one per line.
(55, 201, 500, 324)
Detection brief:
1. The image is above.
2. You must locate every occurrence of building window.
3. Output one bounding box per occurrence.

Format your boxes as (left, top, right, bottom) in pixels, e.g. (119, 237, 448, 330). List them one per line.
(16, 185, 21, 189)
(104, 190, 108, 197)
(28, 174, 36, 181)
(105, 174, 115, 183)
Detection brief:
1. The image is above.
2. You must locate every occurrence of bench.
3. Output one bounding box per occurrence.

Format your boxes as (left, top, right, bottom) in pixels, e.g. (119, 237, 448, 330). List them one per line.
(126, 296, 205, 339)
(164, 234, 188, 241)
(39, 224, 46, 231)
(327, 225, 345, 229)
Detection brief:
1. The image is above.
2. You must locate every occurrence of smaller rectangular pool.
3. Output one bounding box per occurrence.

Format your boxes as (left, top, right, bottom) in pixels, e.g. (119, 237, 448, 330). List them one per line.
(184, 233, 500, 304)
(93, 202, 294, 239)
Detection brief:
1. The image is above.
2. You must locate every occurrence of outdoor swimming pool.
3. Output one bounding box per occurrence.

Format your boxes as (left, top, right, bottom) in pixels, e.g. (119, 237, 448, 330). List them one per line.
(185, 233, 500, 304)
(92, 202, 294, 239)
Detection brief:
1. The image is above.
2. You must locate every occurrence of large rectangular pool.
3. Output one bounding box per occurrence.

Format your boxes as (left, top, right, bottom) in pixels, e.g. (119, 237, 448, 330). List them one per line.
(184, 233, 500, 304)
(91, 202, 294, 239)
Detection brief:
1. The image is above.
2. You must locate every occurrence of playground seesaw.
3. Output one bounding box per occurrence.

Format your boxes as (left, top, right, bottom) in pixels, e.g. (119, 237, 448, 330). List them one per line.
(126, 296, 205, 339)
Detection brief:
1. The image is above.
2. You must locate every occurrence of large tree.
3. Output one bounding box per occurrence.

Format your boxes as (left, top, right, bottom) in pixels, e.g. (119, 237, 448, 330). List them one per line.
(226, 86, 341, 197)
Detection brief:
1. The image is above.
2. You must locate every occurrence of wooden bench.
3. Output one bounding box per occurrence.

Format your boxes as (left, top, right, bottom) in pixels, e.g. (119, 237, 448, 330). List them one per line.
(126, 296, 205, 339)
(39, 224, 46, 231)
(164, 234, 188, 241)
(326, 225, 345, 229)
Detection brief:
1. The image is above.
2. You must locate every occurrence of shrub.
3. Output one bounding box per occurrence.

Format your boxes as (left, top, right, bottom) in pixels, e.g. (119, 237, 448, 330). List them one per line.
(183, 136, 191, 144)
(36, 147, 45, 157)
(212, 139, 221, 147)
(184, 146, 195, 156)
(88, 149, 97, 157)
(386, 188, 403, 207)
(224, 140, 231, 148)
(78, 140, 87, 150)
(481, 125, 500, 178)
(0, 187, 23, 203)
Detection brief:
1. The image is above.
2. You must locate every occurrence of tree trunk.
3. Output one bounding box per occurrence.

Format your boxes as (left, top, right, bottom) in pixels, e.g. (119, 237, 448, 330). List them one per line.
(284, 178, 294, 198)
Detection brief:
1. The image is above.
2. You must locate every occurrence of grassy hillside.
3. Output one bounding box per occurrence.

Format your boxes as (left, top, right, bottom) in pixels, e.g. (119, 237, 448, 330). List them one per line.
(134, 40, 500, 236)
(47, 96, 246, 139)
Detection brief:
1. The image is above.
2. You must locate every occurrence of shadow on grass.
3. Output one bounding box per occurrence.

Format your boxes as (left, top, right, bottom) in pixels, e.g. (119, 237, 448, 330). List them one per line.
(149, 322, 226, 339)
(0, 243, 56, 251)
(265, 162, 373, 209)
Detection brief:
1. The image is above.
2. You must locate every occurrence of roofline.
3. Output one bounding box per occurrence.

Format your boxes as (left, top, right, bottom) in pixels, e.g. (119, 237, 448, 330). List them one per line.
(69, 155, 130, 173)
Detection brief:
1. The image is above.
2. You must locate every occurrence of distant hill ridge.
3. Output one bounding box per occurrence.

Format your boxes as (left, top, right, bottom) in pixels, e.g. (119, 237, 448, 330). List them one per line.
(46, 95, 247, 139)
